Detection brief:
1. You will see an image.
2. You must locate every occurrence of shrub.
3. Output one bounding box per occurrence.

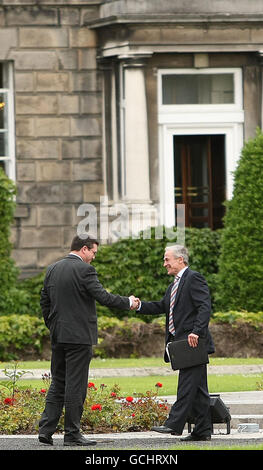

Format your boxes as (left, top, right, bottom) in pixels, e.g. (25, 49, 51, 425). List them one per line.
(212, 310, 263, 330)
(93, 226, 221, 319)
(14, 271, 46, 317)
(10, 226, 221, 319)
(1, 311, 262, 361)
(0, 168, 20, 315)
(82, 382, 168, 433)
(215, 128, 263, 312)
(0, 314, 49, 360)
(0, 379, 168, 434)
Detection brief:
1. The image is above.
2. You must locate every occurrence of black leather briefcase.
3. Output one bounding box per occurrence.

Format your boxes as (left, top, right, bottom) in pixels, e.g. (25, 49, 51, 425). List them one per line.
(187, 394, 231, 434)
(167, 337, 209, 371)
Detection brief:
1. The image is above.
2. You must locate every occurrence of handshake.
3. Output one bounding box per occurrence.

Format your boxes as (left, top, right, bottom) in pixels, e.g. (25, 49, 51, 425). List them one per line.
(129, 295, 141, 310)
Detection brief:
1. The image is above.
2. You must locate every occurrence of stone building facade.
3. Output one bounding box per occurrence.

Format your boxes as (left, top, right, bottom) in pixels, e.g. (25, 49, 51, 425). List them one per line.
(0, 0, 263, 276)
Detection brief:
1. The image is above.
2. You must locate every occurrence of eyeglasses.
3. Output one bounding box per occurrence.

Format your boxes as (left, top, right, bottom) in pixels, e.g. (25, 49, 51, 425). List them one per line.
(89, 248, 97, 258)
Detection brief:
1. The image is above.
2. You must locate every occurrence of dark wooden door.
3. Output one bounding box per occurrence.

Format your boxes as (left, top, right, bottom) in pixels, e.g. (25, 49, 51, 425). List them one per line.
(174, 135, 226, 229)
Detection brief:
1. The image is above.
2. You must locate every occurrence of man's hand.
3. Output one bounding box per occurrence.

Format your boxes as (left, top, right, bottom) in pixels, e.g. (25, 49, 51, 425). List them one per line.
(188, 333, 199, 348)
(129, 295, 140, 310)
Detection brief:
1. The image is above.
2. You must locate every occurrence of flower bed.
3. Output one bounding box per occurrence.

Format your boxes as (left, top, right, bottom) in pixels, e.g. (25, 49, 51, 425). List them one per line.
(0, 380, 168, 435)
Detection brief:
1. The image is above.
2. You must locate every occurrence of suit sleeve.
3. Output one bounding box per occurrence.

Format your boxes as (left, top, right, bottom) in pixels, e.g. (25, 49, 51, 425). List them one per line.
(40, 268, 52, 328)
(138, 294, 167, 316)
(40, 262, 59, 328)
(190, 272, 211, 337)
(83, 265, 130, 310)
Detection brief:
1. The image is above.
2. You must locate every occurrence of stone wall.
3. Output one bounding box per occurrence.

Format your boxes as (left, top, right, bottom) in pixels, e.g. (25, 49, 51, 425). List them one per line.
(0, 1, 103, 275)
(1, 1, 263, 276)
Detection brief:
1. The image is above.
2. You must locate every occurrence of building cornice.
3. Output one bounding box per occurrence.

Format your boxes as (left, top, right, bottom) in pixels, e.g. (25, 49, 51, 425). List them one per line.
(88, 13, 263, 29)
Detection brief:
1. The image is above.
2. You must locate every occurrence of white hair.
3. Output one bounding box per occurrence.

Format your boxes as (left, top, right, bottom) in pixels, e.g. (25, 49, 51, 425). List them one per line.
(165, 244, 189, 265)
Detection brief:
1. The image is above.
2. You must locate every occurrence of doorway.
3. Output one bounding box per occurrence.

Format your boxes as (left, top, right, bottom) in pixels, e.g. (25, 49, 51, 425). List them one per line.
(174, 135, 226, 229)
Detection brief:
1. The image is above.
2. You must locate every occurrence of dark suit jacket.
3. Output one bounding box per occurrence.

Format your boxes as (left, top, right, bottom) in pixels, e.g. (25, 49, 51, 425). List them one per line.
(40, 254, 130, 345)
(139, 268, 215, 362)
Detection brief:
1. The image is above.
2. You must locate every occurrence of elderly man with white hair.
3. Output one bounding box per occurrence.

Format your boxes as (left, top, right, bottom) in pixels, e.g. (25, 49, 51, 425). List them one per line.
(136, 244, 215, 441)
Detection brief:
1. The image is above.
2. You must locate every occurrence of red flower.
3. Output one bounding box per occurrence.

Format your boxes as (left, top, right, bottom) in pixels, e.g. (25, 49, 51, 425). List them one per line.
(4, 398, 15, 405)
(159, 404, 168, 410)
(91, 404, 102, 411)
(155, 382, 163, 388)
(110, 392, 117, 397)
(126, 396, 133, 402)
(40, 389, 46, 394)
(88, 382, 96, 388)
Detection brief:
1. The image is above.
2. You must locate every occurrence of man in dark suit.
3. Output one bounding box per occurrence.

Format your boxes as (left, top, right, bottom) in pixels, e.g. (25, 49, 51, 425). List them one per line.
(137, 244, 215, 441)
(38, 235, 138, 446)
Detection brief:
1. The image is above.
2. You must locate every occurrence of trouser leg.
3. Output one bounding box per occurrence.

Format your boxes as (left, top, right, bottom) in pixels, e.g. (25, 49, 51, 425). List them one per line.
(190, 366, 211, 437)
(63, 344, 92, 439)
(39, 343, 65, 436)
(165, 364, 211, 436)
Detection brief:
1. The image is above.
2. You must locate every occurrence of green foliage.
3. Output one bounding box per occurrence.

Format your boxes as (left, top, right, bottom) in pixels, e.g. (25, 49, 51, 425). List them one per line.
(93, 227, 221, 320)
(0, 168, 47, 317)
(0, 361, 32, 400)
(212, 311, 263, 329)
(1, 311, 261, 362)
(0, 167, 16, 248)
(215, 128, 263, 312)
(0, 271, 46, 318)
(0, 314, 49, 360)
(15, 271, 46, 317)
(0, 168, 21, 314)
(6, 226, 220, 319)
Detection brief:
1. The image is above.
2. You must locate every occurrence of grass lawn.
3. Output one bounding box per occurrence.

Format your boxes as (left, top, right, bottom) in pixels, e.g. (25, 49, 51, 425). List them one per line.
(167, 443, 263, 450)
(1, 356, 262, 396)
(2, 373, 262, 396)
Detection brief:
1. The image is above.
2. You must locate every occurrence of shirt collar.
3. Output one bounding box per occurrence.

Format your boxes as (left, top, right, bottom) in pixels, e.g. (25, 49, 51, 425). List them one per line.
(69, 252, 84, 262)
(176, 266, 188, 280)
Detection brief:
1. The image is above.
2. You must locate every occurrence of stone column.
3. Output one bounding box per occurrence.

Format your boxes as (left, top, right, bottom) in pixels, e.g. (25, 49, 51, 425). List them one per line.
(121, 56, 151, 203)
(258, 51, 263, 132)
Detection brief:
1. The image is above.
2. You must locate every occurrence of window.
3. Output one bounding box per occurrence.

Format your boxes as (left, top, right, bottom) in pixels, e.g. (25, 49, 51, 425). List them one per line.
(0, 62, 15, 180)
(162, 73, 234, 105)
(159, 68, 242, 111)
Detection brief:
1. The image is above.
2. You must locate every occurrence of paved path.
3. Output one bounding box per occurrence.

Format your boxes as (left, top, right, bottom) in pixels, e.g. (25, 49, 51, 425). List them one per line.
(1, 364, 263, 379)
(0, 427, 262, 451)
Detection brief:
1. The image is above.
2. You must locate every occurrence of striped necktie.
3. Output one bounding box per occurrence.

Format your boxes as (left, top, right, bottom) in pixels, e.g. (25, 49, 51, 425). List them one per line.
(168, 275, 180, 335)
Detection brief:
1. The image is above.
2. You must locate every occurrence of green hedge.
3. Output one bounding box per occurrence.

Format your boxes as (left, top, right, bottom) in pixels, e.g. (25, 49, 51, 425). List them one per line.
(0, 311, 261, 361)
(0, 314, 48, 360)
(94, 226, 221, 319)
(216, 128, 263, 312)
(212, 310, 263, 329)
(0, 168, 21, 315)
(11, 227, 221, 320)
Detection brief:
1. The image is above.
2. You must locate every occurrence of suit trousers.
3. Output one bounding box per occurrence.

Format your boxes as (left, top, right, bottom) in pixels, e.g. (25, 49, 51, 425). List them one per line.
(164, 363, 211, 437)
(39, 342, 92, 439)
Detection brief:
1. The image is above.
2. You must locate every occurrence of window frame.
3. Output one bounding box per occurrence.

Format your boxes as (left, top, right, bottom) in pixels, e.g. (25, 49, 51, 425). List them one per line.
(0, 62, 16, 181)
(158, 68, 243, 114)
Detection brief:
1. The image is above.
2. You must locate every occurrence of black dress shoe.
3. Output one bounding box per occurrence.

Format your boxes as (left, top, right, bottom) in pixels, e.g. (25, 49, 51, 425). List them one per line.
(151, 425, 177, 434)
(180, 434, 211, 442)
(38, 434, 53, 445)
(64, 436, 97, 446)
